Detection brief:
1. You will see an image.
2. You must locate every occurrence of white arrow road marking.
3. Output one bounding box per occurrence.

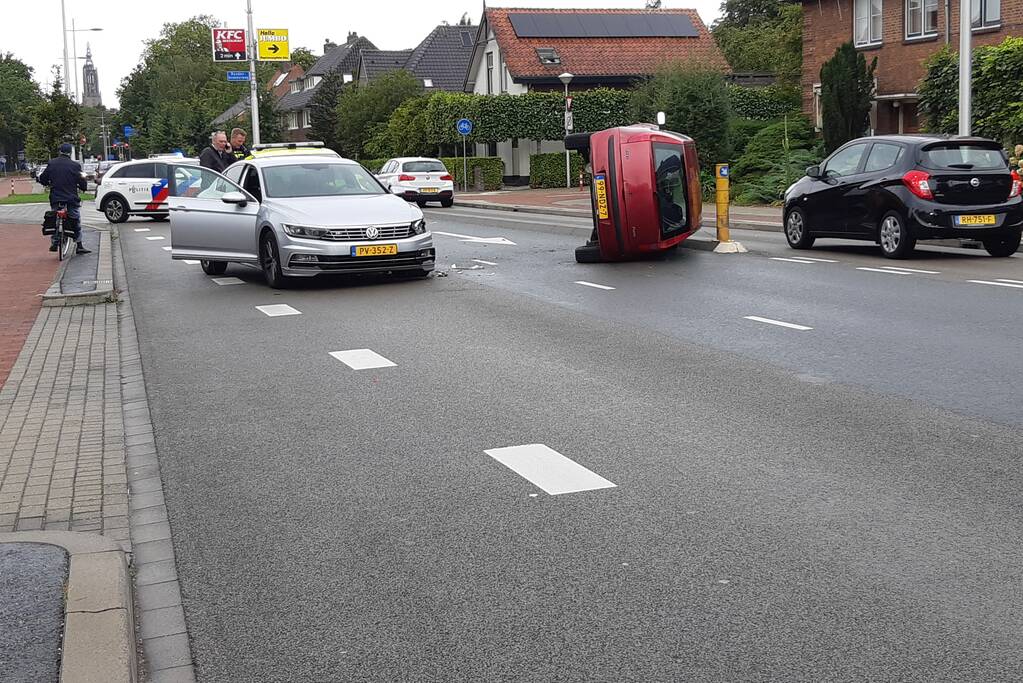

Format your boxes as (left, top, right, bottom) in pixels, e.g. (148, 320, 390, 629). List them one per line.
(574, 281, 615, 290)
(856, 267, 911, 275)
(133, 228, 151, 232)
(182, 260, 200, 265)
(485, 444, 617, 495)
(145, 236, 165, 241)
(329, 349, 396, 370)
(161, 246, 171, 251)
(968, 280, 1023, 290)
(997, 279, 1023, 284)
(433, 230, 517, 245)
(878, 266, 941, 274)
(744, 315, 813, 331)
(473, 259, 497, 266)
(212, 277, 244, 285)
(255, 304, 301, 317)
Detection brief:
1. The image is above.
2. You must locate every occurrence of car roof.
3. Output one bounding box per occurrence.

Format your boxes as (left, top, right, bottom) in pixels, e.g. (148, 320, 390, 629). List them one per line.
(393, 157, 444, 163)
(244, 155, 364, 168)
(848, 134, 1003, 147)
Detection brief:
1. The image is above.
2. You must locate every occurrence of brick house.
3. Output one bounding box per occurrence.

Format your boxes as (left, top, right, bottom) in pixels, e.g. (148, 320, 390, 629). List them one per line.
(802, 0, 1022, 134)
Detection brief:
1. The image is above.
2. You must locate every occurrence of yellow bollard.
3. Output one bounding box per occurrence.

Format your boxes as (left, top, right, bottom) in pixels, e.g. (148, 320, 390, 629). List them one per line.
(715, 163, 731, 243)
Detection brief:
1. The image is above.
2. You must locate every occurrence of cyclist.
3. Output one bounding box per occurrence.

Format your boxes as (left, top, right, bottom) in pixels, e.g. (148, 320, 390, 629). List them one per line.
(39, 143, 90, 254)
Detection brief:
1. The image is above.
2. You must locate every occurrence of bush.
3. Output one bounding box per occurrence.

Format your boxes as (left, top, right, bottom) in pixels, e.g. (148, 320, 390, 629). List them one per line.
(440, 156, 504, 191)
(732, 149, 818, 205)
(529, 152, 588, 189)
(729, 117, 777, 159)
(727, 84, 802, 120)
(820, 42, 876, 154)
(730, 115, 815, 180)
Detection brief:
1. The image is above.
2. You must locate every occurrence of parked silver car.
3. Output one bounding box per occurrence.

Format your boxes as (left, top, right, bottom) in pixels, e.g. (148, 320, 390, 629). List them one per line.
(168, 156, 435, 288)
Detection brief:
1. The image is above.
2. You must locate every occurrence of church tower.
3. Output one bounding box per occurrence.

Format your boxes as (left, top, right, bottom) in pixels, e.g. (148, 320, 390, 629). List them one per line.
(82, 44, 102, 107)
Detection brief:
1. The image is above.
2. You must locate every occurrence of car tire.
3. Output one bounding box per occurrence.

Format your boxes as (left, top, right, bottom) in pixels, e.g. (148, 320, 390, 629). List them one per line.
(575, 243, 603, 263)
(200, 260, 228, 275)
(260, 233, 287, 289)
(441, 198, 453, 208)
(982, 231, 1021, 257)
(784, 207, 815, 249)
(102, 195, 128, 223)
(878, 210, 915, 259)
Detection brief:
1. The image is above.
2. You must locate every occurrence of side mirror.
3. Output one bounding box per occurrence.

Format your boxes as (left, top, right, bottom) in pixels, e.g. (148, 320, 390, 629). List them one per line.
(805, 165, 821, 179)
(221, 191, 248, 205)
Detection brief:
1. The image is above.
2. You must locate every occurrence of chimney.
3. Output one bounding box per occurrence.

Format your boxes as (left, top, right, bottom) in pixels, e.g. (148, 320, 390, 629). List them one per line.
(324, 39, 337, 53)
(346, 31, 359, 45)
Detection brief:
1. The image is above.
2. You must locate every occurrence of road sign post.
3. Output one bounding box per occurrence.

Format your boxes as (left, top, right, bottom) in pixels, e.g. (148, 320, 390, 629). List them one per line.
(456, 118, 473, 193)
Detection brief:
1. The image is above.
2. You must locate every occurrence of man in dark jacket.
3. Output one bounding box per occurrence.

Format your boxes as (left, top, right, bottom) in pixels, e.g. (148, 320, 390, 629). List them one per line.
(39, 143, 90, 254)
(199, 130, 233, 173)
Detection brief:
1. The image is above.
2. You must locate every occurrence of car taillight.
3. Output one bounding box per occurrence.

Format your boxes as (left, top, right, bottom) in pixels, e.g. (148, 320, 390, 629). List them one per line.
(1010, 170, 1022, 199)
(902, 170, 933, 200)
(440, 174, 453, 181)
(398, 174, 416, 182)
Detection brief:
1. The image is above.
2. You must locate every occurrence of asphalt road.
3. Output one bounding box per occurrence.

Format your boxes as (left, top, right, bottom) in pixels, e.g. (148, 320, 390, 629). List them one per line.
(0, 543, 67, 682)
(118, 208, 1023, 682)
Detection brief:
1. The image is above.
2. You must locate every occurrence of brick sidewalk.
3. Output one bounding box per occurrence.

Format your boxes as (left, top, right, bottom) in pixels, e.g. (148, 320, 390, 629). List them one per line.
(0, 225, 59, 386)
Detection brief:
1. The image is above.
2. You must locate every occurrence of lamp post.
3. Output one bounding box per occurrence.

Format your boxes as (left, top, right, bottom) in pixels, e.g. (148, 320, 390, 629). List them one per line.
(559, 72, 574, 189)
(69, 20, 103, 103)
(957, 0, 972, 135)
(60, 0, 70, 96)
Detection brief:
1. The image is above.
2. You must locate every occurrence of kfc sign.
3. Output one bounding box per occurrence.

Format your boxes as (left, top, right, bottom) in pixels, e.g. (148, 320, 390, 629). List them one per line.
(212, 28, 247, 62)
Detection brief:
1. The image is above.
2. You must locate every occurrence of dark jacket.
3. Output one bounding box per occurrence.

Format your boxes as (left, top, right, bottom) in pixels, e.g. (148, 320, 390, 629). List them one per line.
(199, 146, 233, 173)
(39, 155, 87, 205)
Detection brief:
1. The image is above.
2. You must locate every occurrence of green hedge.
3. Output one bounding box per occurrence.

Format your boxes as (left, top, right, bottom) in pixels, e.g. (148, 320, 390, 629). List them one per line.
(358, 156, 503, 190)
(727, 84, 802, 121)
(529, 152, 588, 189)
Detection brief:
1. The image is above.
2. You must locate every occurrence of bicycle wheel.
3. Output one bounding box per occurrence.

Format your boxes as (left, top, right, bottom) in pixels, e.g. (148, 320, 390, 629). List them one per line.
(59, 226, 74, 261)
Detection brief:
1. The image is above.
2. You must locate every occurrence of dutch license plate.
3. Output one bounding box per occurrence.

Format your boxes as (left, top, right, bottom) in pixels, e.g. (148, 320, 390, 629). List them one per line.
(420, 187, 439, 193)
(352, 244, 398, 257)
(955, 214, 996, 226)
(594, 175, 609, 219)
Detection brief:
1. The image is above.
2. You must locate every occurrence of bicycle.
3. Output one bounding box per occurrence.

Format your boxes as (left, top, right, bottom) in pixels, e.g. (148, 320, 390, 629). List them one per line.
(42, 202, 77, 261)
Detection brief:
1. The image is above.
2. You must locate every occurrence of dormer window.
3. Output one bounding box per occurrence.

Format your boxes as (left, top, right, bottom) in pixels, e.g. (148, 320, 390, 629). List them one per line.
(289, 80, 301, 93)
(343, 73, 354, 83)
(536, 48, 561, 65)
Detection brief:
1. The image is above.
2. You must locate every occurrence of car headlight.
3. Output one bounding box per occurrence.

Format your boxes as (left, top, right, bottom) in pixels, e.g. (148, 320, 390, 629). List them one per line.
(411, 218, 427, 234)
(282, 224, 330, 239)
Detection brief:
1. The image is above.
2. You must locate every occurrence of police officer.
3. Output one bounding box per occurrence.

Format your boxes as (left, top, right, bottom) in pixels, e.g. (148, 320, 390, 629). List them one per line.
(228, 128, 249, 162)
(39, 143, 90, 254)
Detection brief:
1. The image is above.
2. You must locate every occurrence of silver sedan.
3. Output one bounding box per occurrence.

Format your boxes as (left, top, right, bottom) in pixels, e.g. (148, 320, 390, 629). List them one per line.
(168, 156, 435, 288)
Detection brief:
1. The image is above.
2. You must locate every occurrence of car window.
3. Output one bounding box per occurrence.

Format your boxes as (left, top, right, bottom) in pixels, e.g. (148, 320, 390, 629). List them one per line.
(242, 167, 263, 201)
(105, 166, 125, 179)
(381, 161, 394, 174)
(402, 160, 447, 173)
(168, 165, 243, 199)
(262, 163, 385, 198)
(824, 144, 868, 177)
(921, 144, 1008, 170)
(652, 143, 688, 233)
(120, 163, 157, 179)
(223, 164, 245, 184)
(864, 143, 904, 172)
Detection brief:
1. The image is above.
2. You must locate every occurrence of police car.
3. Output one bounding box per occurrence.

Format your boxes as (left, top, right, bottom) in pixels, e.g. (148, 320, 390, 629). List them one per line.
(244, 141, 340, 160)
(95, 155, 199, 223)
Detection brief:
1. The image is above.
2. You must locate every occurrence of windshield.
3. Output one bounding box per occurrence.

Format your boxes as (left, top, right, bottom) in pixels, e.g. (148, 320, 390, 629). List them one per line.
(263, 163, 385, 198)
(402, 160, 447, 173)
(921, 144, 1008, 170)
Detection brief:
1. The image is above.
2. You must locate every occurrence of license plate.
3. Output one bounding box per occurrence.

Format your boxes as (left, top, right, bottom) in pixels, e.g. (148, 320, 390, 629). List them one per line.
(955, 214, 996, 226)
(420, 187, 439, 193)
(594, 175, 609, 219)
(352, 244, 398, 257)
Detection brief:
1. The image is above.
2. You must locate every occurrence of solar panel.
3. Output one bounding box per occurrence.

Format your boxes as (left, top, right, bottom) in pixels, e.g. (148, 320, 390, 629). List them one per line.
(508, 12, 698, 38)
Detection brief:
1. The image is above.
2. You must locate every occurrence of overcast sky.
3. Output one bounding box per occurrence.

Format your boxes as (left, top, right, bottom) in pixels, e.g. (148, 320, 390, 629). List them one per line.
(10, 0, 722, 108)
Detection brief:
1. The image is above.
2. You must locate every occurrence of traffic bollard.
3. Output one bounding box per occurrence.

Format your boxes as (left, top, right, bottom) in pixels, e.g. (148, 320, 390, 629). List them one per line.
(715, 163, 731, 243)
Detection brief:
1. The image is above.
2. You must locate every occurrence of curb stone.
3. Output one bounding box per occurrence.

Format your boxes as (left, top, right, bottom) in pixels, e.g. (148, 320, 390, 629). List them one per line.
(42, 229, 117, 307)
(0, 531, 136, 683)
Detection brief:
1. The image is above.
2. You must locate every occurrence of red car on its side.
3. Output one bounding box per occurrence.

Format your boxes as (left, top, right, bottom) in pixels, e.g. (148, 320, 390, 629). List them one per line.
(567, 125, 703, 263)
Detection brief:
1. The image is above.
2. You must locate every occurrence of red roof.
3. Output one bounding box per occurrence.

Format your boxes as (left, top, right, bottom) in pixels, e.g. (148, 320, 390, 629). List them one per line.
(486, 7, 727, 80)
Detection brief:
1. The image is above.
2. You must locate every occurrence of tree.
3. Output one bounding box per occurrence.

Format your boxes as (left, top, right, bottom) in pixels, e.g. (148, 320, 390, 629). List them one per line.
(336, 70, 422, 158)
(25, 70, 81, 162)
(0, 53, 42, 167)
(630, 65, 732, 171)
(713, 3, 802, 84)
(713, 0, 789, 29)
(819, 42, 876, 154)
(290, 47, 317, 71)
(308, 68, 346, 151)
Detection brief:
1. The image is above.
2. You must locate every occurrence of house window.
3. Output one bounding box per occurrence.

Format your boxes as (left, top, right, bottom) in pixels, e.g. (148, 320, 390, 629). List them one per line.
(423, 78, 433, 88)
(486, 52, 494, 94)
(343, 73, 354, 84)
(302, 109, 311, 128)
(499, 58, 507, 93)
(536, 47, 561, 65)
(854, 0, 883, 46)
(289, 80, 301, 94)
(906, 0, 938, 37)
(812, 83, 823, 131)
(972, 0, 1000, 27)
(287, 111, 298, 130)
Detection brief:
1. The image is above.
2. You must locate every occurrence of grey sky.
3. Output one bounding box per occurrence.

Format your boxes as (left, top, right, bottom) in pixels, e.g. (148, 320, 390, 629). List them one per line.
(10, 0, 723, 108)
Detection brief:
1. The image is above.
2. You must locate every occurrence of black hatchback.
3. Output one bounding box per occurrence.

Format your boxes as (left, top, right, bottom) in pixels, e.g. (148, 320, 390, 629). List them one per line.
(783, 135, 1023, 258)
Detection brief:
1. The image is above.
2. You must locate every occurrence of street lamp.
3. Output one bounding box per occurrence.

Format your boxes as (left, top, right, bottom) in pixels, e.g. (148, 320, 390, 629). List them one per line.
(958, 0, 971, 135)
(559, 72, 574, 189)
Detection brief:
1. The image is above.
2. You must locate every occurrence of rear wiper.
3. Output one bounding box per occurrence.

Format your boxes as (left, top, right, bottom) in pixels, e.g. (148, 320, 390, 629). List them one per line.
(947, 163, 975, 169)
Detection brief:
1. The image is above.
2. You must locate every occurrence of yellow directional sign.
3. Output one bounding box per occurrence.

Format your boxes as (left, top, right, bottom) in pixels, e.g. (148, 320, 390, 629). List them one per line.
(257, 28, 290, 62)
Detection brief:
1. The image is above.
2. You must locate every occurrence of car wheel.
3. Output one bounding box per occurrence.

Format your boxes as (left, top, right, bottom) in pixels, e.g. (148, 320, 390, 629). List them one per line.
(102, 196, 128, 223)
(260, 233, 287, 288)
(878, 210, 915, 259)
(575, 243, 603, 263)
(200, 260, 228, 275)
(982, 231, 1021, 257)
(784, 207, 815, 249)
(441, 198, 453, 208)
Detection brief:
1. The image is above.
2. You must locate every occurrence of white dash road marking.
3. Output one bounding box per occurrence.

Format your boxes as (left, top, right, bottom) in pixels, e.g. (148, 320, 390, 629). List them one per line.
(968, 280, 1023, 290)
(787, 256, 838, 262)
(133, 228, 151, 232)
(484, 444, 617, 496)
(744, 316, 813, 331)
(182, 260, 200, 265)
(145, 236, 165, 241)
(996, 279, 1023, 284)
(473, 259, 498, 266)
(329, 349, 396, 370)
(770, 257, 817, 264)
(878, 266, 941, 274)
(212, 277, 244, 285)
(255, 304, 301, 317)
(856, 267, 911, 275)
(574, 281, 616, 291)
(161, 246, 172, 251)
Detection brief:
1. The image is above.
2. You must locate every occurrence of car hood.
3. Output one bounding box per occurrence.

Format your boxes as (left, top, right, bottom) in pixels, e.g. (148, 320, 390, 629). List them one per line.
(265, 193, 420, 226)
